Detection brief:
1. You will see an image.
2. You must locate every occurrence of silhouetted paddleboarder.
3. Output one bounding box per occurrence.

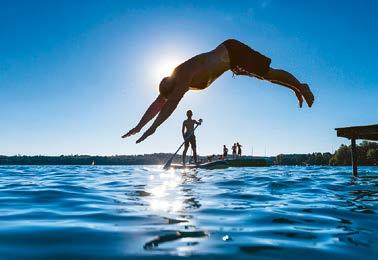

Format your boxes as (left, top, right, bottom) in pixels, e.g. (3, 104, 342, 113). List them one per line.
(122, 39, 314, 143)
(182, 110, 201, 165)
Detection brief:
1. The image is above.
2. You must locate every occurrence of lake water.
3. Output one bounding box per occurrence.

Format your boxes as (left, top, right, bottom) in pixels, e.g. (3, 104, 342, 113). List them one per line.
(0, 165, 377, 259)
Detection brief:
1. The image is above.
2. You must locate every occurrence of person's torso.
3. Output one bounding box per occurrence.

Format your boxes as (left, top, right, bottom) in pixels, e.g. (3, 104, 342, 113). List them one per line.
(184, 119, 196, 135)
(174, 44, 231, 90)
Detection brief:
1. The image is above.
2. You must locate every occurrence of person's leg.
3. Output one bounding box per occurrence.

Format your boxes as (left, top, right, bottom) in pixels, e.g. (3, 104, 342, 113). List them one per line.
(227, 39, 313, 108)
(183, 143, 189, 165)
(263, 68, 314, 107)
(191, 137, 198, 164)
(192, 146, 197, 164)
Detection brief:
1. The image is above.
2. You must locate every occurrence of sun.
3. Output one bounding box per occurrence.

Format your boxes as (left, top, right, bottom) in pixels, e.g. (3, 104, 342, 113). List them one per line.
(153, 57, 182, 82)
(148, 52, 186, 92)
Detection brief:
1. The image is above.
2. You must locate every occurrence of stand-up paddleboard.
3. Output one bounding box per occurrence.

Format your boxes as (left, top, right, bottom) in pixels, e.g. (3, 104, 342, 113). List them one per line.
(170, 160, 229, 170)
(168, 158, 271, 170)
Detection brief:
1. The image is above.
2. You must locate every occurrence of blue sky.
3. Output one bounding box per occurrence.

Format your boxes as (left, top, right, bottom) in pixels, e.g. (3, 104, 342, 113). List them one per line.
(1, 0, 377, 156)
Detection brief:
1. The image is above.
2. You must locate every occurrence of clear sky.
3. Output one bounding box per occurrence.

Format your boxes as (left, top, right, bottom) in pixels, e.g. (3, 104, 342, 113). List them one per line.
(1, 0, 377, 156)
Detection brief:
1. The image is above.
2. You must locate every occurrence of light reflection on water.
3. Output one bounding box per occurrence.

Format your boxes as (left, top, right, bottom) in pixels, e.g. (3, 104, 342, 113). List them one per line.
(146, 170, 184, 212)
(0, 165, 377, 259)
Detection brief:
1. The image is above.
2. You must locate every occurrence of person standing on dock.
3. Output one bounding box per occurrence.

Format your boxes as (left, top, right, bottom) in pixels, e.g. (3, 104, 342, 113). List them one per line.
(232, 143, 237, 158)
(237, 142, 242, 157)
(223, 145, 229, 159)
(182, 110, 201, 165)
(122, 39, 314, 143)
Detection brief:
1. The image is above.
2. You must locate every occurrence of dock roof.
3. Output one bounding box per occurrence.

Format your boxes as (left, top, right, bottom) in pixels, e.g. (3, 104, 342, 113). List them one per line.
(335, 124, 378, 141)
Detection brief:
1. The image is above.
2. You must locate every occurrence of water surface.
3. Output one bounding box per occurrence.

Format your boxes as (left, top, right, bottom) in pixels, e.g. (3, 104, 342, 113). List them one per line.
(0, 165, 377, 259)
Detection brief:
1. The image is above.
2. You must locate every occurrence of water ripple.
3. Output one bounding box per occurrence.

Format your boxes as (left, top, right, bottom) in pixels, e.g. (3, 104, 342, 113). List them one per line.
(0, 165, 377, 258)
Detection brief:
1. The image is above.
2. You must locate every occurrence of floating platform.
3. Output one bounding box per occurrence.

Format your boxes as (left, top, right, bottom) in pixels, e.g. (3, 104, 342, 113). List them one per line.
(225, 158, 271, 167)
(170, 158, 270, 170)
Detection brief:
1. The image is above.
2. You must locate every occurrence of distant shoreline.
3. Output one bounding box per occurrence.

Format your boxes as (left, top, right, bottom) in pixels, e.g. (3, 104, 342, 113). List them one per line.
(0, 154, 274, 166)
(1, 142, 377, 166)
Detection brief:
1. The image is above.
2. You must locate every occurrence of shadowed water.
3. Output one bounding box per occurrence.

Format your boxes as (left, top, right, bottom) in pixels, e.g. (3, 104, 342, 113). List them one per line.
(0, 165, 377, 259)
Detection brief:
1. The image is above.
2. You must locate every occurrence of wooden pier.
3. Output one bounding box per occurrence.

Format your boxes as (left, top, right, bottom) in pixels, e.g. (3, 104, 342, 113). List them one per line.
(335, 124, 378, 176)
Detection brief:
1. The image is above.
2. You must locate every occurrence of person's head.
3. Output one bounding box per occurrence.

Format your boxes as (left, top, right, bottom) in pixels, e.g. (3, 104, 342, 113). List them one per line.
(223, 145, 226, 148)
(159, 77, 174, 98)
(186, 110, 193, 118)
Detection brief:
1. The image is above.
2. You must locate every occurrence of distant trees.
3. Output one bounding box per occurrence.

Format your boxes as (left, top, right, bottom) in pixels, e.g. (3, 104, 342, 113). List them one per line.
(329, 141, 377, 166)
(0, 142, 377, 166)
(329, 144, 350, 165)
(274, 141, 377, 166)
(274, 152, 332, 166)
(0, 154, 182, 165)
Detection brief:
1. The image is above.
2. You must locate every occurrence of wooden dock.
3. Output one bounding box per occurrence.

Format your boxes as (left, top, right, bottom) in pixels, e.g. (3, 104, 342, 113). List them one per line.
(335, 124, 378, 176)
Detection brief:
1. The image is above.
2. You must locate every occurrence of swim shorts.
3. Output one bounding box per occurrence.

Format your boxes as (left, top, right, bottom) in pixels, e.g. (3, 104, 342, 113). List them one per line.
(184, 134, 196, 149)
(222, 39, 271, 79)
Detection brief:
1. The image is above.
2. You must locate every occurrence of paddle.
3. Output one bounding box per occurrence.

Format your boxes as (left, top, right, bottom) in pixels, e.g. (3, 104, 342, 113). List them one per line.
(163, 119, 203, 170)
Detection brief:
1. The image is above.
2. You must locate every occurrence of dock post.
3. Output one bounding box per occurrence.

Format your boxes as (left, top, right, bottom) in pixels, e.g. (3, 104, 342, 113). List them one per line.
(351, 138, 358, 177)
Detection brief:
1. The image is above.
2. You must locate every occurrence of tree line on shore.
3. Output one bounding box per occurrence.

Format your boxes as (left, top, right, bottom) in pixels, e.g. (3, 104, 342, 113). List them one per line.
(0, 153, 180, 166)
(275, 141, 377, 166)
(0, 142, 377, 166)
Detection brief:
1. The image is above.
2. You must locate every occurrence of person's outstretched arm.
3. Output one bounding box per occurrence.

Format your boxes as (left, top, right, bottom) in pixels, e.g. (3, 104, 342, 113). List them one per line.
(122, 95, 167, 138)
(136, 87, 187, 143)
(182, 121, 186, 138)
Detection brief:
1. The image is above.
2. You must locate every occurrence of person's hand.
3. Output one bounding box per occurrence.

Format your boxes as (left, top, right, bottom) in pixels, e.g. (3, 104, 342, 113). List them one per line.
(136, 128, 155, 143)
(198, 118, 203, 125)
(121, 126, 141, 138)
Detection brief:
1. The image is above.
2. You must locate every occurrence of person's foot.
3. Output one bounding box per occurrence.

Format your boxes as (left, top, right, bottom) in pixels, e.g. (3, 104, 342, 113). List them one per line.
(294, 89, 303, 108)
(301, 84, 314, 107)
(122, 126, 141, 138)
